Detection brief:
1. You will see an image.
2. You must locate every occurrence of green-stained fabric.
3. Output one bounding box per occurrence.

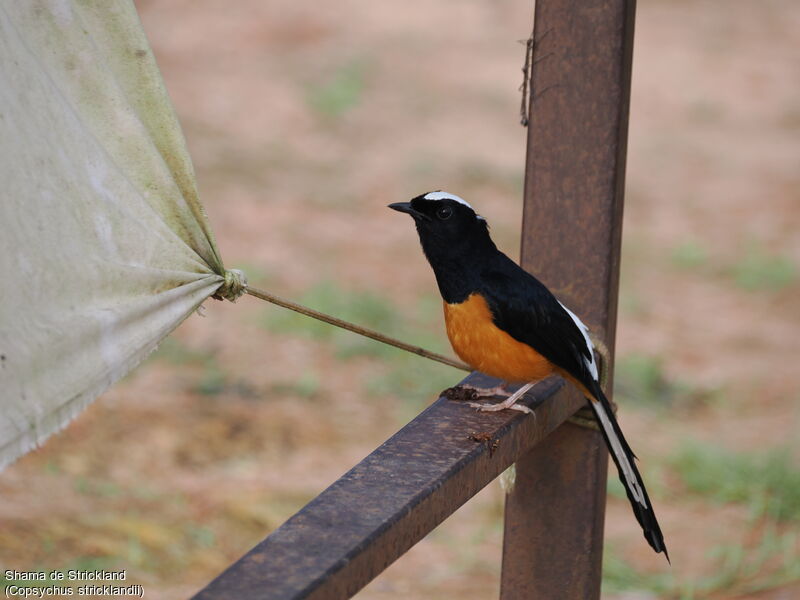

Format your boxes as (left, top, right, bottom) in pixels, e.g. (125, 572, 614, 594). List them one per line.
(0, 1, 229, 468)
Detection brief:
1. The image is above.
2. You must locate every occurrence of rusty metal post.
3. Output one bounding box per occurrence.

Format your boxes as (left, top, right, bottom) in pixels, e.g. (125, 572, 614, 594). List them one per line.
(500, 0, 636, 598)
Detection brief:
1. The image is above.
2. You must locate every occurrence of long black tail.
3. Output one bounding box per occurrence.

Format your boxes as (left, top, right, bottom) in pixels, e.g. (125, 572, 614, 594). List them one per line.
(587, 381, 669, 561)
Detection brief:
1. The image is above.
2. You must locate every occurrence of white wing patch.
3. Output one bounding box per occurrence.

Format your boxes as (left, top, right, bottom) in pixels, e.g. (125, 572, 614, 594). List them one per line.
(424, 191, 473, 209)
(558, 301, 599, 381)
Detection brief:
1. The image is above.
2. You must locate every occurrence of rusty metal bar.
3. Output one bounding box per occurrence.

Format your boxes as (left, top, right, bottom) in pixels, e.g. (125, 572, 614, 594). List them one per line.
(191, 373, 583, 600)
(500, 0, 637, 598)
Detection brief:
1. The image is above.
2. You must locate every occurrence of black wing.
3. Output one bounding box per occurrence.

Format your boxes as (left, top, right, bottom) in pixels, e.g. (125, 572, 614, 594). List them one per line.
(478, 252, 597, 389)
(480, 254, 669, 558)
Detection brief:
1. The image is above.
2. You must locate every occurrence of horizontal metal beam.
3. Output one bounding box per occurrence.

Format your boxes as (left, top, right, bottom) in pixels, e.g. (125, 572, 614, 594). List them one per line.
(192, 372, 584, 600)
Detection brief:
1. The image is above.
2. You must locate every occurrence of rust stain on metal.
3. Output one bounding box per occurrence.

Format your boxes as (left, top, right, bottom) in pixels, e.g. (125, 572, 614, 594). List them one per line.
(468, 431, 500, 457)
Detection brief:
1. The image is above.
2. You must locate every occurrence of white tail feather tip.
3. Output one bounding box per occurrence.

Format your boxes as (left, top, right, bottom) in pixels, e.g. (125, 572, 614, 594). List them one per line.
(593, 401, 648, 508)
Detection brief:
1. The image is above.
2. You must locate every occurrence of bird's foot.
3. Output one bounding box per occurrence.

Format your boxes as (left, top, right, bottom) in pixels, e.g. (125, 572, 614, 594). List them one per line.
(458, 383, 509, 398)
(442, 382, 509, 403)
(467, 382, 536, 414)
(468, 400, 532, 414)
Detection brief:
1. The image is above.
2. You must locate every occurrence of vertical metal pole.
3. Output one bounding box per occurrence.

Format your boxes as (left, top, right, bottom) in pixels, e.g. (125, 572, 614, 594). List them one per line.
(499, 0, 636, 598)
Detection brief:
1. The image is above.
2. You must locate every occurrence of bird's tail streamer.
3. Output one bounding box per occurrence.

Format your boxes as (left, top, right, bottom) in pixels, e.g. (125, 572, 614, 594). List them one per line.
(587, 382, 669, 561)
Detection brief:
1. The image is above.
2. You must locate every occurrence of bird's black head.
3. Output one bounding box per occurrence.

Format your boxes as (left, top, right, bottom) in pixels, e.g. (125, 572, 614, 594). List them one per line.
(388, 191, 496, 302)
(388, 191, 491, 247)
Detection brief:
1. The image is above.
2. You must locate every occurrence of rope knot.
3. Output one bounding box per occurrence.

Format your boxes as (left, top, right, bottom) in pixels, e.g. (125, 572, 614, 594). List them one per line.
(213, 268, 247, 302)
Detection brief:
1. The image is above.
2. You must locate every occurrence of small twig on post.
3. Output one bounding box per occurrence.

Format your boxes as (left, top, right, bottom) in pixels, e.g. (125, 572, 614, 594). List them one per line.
(519, 27, 553, 126)
(518, 30, 534, 126)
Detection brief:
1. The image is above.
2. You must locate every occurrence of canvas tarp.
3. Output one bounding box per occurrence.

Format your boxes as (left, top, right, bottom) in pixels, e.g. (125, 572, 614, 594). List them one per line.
(0, 1, 240, 468)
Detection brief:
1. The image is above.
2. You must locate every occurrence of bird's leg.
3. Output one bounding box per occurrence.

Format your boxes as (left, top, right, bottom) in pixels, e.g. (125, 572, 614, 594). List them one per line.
(458, 381, 510, 397)
(469, 382, 536, 414)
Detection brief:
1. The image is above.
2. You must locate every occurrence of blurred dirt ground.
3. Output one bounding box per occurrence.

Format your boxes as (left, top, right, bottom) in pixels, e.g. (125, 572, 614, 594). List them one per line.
(1, 0, 799, 598)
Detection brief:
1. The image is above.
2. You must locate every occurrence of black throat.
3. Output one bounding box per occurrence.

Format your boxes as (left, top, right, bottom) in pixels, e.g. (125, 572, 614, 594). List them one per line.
(416, 222, 497, 304)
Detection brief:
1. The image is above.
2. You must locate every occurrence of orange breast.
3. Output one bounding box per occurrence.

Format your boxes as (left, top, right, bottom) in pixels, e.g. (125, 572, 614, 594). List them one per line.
(443, 293, 554, 384)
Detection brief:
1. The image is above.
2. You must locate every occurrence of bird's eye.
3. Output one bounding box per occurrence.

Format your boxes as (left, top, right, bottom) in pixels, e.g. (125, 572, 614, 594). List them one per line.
(436, 206, 453, 220)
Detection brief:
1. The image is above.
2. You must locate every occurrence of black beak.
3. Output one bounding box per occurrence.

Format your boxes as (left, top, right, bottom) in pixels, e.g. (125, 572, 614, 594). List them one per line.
(388, 202, 430, 221)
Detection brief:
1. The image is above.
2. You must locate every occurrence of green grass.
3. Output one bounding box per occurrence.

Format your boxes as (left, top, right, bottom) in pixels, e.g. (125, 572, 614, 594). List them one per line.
(606, 474, 626, 499)
(263, 281, 395, 335)
(696, 526, 800, 597)
(601, 544, 675, 597)
(261, 281, 444, 361)
(193, 365, 228, 396)
(152, 341, 228, 397)
(666, 238, 796, 294)
(186, 524, 216, 549)
(269, 373, 321, 400)
(729, 245, 796, 292)
(74, 478, 123, 498)
(670, 440, 800, 522)
(618, 287, 644, 316)
(366, 359, 457, 417)
(150, 337, 215, 367)
(671, 240, 708, 269)
(614, 353, 717, 410)
(603, 526, 800, 599)
(261, 281, 461, 412)
(150, 338, 257, 398)
(307, 59, 367, 119)
(615, 354, 674, 407)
